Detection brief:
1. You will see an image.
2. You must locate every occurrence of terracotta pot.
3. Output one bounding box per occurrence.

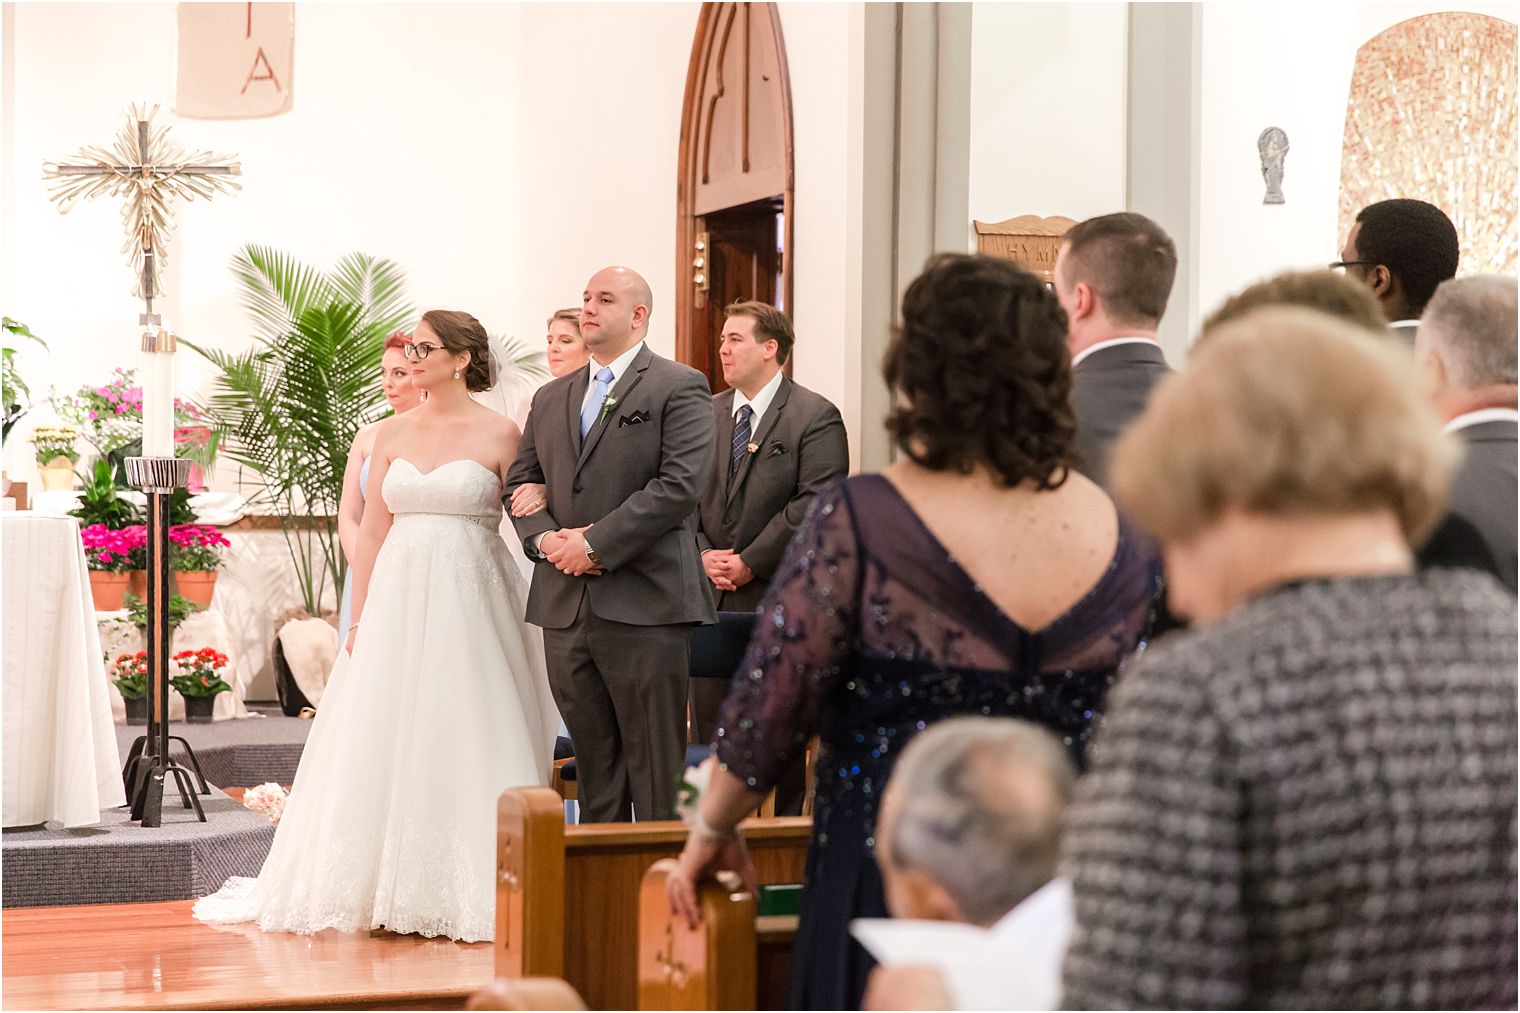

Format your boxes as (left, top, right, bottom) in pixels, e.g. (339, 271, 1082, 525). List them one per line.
(174, 570, 218, 610)
(89, 570, 131, 611)
(123, 695, 148, 725)
(37, 457, 76, 492)
(183, 694, 216, 724)
(127, 569, 149, 600)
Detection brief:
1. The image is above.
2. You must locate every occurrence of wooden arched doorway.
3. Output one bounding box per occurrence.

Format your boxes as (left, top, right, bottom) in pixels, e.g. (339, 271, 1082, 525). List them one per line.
(675, 2, 795, 392)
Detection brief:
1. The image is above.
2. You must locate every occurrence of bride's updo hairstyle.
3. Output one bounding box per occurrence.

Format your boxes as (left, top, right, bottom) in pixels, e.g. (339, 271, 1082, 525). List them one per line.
(420, 310, 493, 392)
(883, 253, 1078, 490)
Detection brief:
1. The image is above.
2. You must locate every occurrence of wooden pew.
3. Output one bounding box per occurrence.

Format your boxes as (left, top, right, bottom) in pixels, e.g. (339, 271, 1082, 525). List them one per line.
(637, 859, 800, 1011)
(496, 787, 810, 1011)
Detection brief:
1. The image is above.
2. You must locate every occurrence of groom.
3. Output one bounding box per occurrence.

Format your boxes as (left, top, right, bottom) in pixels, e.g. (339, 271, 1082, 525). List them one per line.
(507, 266, 716, 822)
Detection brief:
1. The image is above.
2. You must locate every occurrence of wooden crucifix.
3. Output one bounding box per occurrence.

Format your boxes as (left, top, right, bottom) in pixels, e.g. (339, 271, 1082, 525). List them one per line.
(43, 103, 242, 328)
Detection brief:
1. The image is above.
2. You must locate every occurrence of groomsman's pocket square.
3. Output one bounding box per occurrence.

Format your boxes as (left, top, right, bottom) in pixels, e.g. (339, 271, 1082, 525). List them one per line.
(618, 410, 652, 427)
(765, 440, 789, 457)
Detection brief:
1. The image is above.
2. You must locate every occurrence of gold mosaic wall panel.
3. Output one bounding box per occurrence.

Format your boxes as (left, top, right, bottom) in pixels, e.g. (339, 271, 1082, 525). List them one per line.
(1339, 13, 1518, 275)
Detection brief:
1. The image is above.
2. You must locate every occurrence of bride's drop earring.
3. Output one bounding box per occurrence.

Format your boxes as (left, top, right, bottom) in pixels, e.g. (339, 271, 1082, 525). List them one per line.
(453, 367, 461, 380)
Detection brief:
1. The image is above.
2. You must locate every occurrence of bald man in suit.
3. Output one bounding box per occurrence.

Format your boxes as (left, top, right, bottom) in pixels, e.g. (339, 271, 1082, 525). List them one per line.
(507, 266, 716, 822)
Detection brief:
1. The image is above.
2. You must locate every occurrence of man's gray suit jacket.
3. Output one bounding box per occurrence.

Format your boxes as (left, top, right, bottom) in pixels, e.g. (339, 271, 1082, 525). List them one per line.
(696, 376, 849, 612)
(1420, 419, 1517, 595)
(1071, 341, 1172, 490)
(506, 343, 718, 629)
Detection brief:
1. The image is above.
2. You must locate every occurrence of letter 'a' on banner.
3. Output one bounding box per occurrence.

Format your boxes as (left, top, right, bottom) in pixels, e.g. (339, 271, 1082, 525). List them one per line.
(175, 2, 294, 120)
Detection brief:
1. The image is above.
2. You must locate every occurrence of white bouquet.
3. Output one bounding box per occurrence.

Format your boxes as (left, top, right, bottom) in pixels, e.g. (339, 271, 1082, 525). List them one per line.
(241, 782, 288, 825)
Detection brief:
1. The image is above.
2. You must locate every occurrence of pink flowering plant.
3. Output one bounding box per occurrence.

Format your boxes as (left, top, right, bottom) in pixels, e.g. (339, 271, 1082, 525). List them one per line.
(168, 523, 230, 572)
(80, 523, 147, 572)
(53, 367, 215, 460)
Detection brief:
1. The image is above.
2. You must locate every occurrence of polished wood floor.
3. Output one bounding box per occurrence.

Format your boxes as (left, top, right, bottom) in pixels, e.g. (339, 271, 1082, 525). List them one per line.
(3, 899, 493, 1010)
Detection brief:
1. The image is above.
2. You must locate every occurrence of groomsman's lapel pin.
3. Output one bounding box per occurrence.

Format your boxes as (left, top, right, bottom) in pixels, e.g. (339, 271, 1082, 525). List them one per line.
(618, 409, 652, 427)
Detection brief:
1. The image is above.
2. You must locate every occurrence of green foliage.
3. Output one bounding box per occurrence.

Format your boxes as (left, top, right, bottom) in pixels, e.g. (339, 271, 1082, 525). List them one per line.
(188, 246, 413, 614)
(120, 591, 197, 634)
(71, 459, 141, 529)
(2, 317, 46, 443)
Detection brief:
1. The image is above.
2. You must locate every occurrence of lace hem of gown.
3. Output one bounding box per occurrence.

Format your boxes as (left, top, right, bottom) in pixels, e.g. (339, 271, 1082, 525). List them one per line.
(193, 869, 494, 942)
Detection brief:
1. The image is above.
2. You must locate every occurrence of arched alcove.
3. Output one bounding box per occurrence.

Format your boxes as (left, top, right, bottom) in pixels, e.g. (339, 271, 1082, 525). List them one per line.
(675, 2, 795, 391)
(1339, 13, 1518, 274)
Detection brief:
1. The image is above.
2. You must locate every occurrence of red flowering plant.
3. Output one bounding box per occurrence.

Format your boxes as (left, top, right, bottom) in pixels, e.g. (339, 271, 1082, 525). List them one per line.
(80, 523, 148, 572)
(168, 524, 231, 572)
(170, 648, 232, 698)
(110, 650, 149, 699)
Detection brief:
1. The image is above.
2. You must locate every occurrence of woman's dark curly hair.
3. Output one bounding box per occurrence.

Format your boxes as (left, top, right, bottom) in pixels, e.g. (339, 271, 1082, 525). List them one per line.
(420, 309, 493, 392)
(884, 254, 1078, 489)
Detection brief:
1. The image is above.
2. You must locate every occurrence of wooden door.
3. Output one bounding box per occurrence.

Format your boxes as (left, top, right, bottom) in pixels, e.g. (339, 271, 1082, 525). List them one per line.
(693, 198, 783, 393)
(677, 3, 794, 389)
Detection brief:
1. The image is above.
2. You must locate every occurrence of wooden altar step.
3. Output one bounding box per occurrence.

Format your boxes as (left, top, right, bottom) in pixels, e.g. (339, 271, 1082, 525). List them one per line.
(2, 898, 493, 1010)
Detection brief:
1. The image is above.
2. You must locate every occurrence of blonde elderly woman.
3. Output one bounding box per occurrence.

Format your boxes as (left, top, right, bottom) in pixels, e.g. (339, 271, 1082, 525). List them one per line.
(1061, 308, 1518, 1010)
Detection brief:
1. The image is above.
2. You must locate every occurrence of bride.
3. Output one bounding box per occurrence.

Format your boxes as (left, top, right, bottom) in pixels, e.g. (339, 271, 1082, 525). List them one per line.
(194, 310, 559, 942)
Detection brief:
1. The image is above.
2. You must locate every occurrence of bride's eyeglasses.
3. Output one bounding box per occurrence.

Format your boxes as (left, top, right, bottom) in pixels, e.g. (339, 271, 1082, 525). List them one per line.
(403, 342, 442, 360)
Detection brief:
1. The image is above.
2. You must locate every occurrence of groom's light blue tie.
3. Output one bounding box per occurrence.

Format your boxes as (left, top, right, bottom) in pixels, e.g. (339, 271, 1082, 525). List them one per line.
(580, 366, 615, 438)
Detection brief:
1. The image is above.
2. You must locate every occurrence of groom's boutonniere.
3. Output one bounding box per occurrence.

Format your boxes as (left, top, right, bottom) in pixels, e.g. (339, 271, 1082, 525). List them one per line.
(598, 394, 619, 425)
(746, 442, 759, 454)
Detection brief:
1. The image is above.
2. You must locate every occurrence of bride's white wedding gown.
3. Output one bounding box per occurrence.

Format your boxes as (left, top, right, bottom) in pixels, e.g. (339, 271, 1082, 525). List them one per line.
(194, 458, 558, 942)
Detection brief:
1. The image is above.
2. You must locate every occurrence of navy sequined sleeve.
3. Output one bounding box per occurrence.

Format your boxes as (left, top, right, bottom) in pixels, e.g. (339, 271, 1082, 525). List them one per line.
(713, 481, 861, 793)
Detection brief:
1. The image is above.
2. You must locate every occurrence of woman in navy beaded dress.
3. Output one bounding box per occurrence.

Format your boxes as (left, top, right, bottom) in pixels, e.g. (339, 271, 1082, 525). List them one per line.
(665, 254, 1163, 1010)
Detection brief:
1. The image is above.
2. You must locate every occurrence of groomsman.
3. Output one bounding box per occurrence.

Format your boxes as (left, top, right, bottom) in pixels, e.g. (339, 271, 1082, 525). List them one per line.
(1053, 212, 1177, 490)
(694, 301, 849, 808)
(508, 266, 716, 823)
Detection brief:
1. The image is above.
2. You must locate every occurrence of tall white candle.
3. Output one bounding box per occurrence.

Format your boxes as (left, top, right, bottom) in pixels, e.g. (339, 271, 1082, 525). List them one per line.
(141, 332, 175, 458)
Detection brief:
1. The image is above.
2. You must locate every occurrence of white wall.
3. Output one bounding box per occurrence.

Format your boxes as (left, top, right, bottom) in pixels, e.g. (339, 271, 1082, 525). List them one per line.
(508, 2, 696, 364)
(3, 2, 528, 488)
(2, 1, 869, 482)
(1194, 1, 1518, 324)
(778, 2, 857, 432)
(967, 3, 1129, 242)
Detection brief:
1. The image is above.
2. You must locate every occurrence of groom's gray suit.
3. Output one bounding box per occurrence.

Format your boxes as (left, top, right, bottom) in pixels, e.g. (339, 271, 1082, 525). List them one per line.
(507, 342, 715, 821)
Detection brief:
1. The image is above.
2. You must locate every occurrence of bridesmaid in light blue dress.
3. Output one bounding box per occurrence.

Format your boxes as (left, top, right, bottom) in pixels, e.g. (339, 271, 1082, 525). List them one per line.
(338, 335, 422, 634)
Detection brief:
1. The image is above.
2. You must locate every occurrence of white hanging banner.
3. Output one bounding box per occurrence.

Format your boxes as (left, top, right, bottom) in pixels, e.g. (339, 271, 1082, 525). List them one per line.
(175, 3, 294, 120)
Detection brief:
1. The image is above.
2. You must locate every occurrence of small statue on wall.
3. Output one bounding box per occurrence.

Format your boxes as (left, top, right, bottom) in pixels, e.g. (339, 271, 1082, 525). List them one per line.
(1258, 127, 1290, 204)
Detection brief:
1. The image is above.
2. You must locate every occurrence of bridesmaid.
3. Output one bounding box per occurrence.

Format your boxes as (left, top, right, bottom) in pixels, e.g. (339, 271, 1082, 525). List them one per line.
(510, 307, 589, 428)
(337, 333, 423, 633)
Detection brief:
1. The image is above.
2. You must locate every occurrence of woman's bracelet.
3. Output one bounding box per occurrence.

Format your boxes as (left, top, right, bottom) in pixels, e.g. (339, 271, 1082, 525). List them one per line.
(347, 623, 359, 634)
(691, 810, 739, 843)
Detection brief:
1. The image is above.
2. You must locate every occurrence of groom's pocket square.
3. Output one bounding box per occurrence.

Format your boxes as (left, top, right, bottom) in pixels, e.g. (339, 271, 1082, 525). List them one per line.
(765, 440, 789, 457)
(618, 410, 651, 428)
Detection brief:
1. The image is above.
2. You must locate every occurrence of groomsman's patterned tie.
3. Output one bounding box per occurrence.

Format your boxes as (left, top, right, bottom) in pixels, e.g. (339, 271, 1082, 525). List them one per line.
(731, 404, 753, 480)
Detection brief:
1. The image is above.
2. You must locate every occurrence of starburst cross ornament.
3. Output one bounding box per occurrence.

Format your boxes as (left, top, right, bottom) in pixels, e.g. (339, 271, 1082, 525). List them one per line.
(44, 103, 241, 327)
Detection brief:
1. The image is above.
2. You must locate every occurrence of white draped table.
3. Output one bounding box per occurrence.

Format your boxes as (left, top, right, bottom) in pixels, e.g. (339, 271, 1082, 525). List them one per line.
(2, 514, 127, 827)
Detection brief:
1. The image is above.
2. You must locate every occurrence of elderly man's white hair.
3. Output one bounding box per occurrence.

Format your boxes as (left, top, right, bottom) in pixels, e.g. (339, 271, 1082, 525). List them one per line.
(884, 717, 1076, 926)
(1419, 275, 1518, 389)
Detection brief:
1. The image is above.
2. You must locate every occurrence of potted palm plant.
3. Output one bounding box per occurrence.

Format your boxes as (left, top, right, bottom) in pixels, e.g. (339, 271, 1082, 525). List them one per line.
(189, 247, 414, 617)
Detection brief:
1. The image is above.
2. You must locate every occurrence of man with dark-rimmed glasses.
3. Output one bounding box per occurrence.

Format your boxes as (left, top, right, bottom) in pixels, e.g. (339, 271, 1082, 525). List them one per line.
(1334, 198, 1460, 344)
